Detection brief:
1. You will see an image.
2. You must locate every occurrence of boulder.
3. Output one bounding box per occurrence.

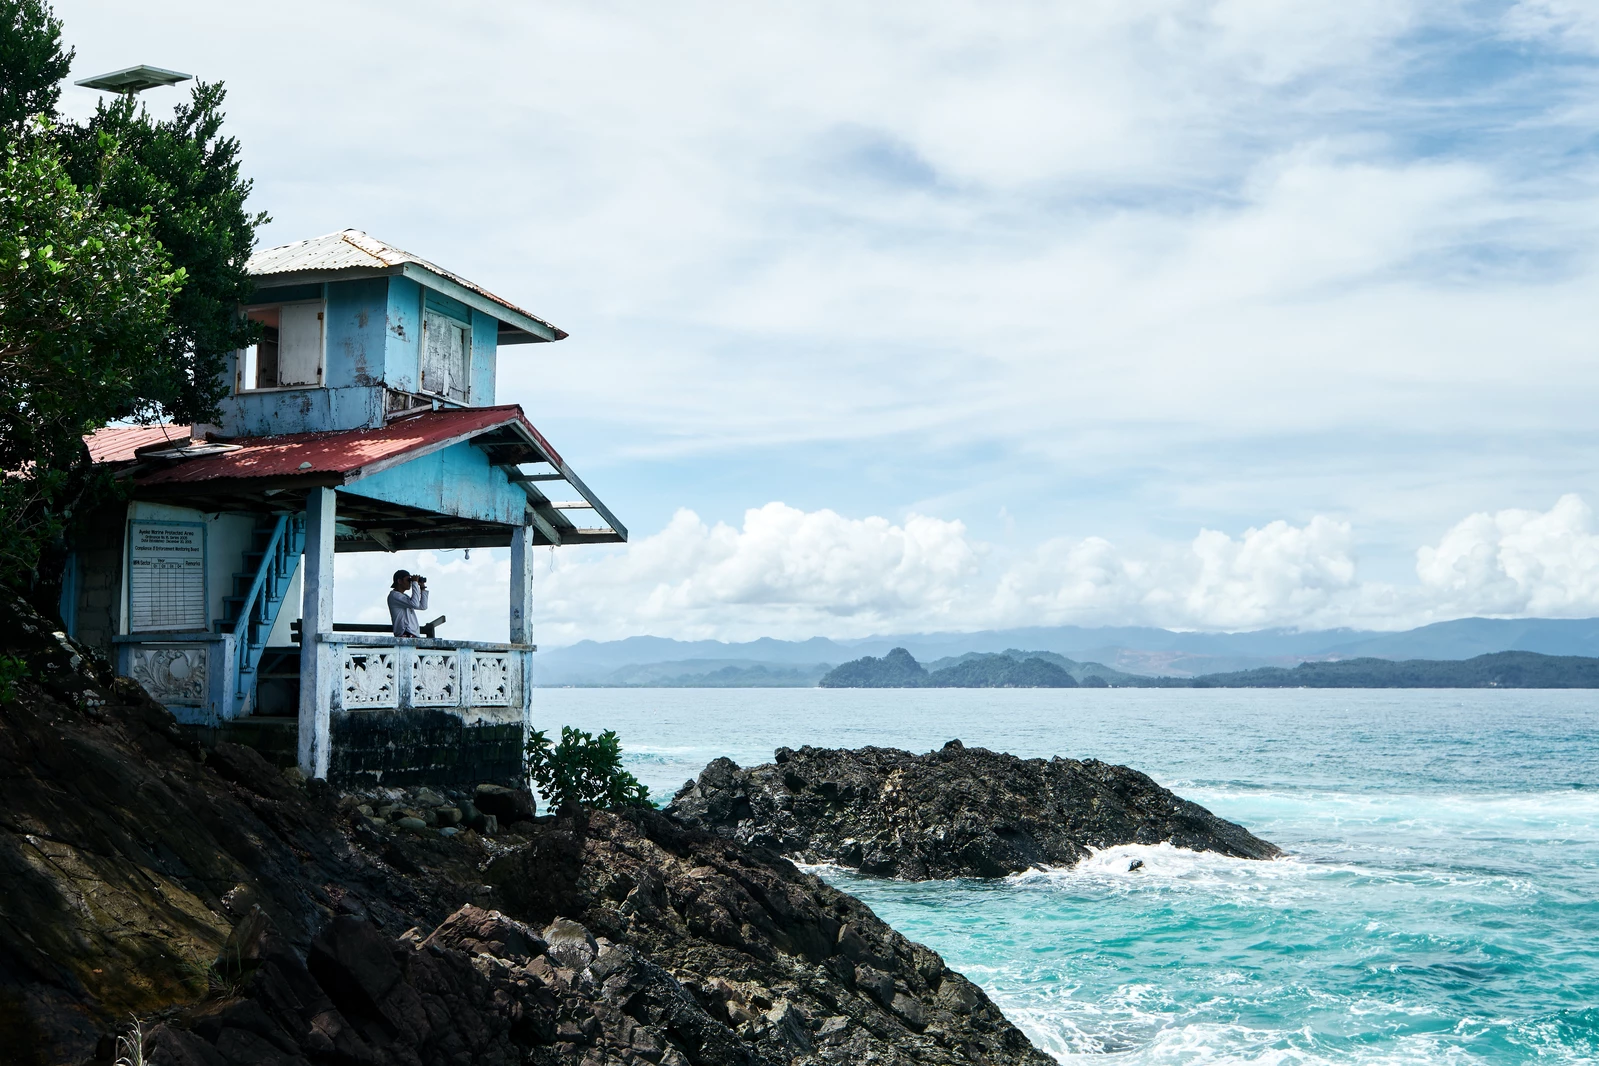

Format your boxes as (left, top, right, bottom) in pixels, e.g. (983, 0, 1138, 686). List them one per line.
(667, 740, 1281, 879)
(474, 783, 535, 823)
(541, 916, 598, 970)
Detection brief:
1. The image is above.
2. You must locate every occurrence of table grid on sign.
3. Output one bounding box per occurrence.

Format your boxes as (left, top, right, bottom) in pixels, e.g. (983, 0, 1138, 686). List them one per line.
(139, 559, 205, 629)
(128, 521, 207, 633)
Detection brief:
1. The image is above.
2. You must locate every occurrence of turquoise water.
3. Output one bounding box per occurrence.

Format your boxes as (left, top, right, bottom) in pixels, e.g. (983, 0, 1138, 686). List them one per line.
(540, 688, 1599, 1064)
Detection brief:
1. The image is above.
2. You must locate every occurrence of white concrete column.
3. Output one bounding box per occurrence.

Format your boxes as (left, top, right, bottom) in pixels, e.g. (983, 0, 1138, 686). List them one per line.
(509, 522, 535, 645)
(298, 487, 336, 779)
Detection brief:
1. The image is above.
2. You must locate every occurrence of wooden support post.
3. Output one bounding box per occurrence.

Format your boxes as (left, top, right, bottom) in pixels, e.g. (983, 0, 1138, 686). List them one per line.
(509, 522, 534, 645)
(298, 487, 336, 780)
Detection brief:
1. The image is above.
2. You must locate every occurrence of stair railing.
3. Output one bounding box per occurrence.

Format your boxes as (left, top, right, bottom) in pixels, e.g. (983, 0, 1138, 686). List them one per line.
(232, 514, 303, 707)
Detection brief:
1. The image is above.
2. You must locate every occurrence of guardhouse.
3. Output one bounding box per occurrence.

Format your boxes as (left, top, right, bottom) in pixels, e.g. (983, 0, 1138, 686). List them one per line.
(67, 230, 625, 787)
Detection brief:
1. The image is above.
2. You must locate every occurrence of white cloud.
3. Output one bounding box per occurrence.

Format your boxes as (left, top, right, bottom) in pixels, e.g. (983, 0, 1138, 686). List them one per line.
(335, 495, 1599, 645)
(332, 503, 980, 644)
(1505, 0, 1599, 51)
(1416, 493, 1599, 617)
(536, 504, 982, 643)
(991, 516, 1360, 631)
(52, 0, 1599, 607)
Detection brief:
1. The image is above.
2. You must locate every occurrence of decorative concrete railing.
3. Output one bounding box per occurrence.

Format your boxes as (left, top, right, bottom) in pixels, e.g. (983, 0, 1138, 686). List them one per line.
(114, 632, 237, 726)
(328, 635, 531, 717)
(320, 635, 534, 787)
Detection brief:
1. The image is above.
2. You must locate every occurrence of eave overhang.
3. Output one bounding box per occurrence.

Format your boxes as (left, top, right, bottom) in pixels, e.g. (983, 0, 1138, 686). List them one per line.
(88, 406, 626, 549)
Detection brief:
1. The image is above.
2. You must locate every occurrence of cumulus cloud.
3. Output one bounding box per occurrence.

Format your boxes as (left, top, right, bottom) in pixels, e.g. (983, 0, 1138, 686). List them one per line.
(535, 504, 982, 643)
(1416, 494, 1599, 617)
(334, 496, 1599, 645)
(334, 504, 982, 644)
(991, 517, 1360, 631)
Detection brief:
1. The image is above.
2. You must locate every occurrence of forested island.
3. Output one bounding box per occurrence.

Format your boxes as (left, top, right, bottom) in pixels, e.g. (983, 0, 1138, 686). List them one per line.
(818, 648, 1599, 688)
(819, 648, 1152, 688)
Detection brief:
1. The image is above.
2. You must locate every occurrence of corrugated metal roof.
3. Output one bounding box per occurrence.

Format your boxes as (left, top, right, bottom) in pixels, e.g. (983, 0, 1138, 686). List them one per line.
(246, 230, 566, 340)
(86, 406, 625, 543)
(129, 406, 562, 486)
(84, 425, 194, 464)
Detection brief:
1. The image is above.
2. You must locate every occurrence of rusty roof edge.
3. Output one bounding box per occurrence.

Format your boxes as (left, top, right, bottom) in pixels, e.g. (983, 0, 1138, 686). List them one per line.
(83, 423, 196, 464)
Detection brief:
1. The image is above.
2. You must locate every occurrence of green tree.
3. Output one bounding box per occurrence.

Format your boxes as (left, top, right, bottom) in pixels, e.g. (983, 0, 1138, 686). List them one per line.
(64, 85, 266, 423)
(0, 0, 72, 131)
(525, 726, 651, 815)
(0, 132, 186, 587)
(0, 0, 264, 607)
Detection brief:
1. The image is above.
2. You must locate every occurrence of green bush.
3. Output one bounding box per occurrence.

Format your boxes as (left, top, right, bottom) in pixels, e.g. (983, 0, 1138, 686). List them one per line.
(525, 726, 650, 814)
(0, 654, 26, 704)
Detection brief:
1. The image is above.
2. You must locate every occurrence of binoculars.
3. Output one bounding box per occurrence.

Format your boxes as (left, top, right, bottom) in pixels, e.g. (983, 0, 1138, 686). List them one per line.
(411, 575, 428, 583)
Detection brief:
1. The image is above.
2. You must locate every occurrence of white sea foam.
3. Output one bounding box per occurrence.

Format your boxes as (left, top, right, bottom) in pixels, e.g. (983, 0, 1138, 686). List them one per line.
(1008, 841, 1330, 892)
(791, 859, 853, 877)
(1000, 985, 1523, 1065)
(1189, 787, 1599, 833)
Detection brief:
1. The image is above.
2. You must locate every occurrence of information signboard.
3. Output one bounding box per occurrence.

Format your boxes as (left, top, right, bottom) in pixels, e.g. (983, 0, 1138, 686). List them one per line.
(128, 521, 207, 632)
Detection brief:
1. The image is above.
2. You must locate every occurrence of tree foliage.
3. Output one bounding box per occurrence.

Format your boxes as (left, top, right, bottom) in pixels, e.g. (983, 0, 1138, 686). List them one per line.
(64, 85, 266, 422)
(0, 132, 185, 585)
(0, 0, 71, 132)
(0, 0, 264, 600)
(525, 726, 651, 814)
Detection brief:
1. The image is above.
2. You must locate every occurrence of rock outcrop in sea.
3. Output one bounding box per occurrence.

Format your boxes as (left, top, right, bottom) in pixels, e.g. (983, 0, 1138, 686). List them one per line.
(0, 590, 1051, 1066)
(667, 741, 1281, 880)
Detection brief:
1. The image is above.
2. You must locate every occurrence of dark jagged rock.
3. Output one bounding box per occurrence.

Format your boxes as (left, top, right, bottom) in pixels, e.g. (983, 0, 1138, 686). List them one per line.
(475, 782, 537, 823)
(0, 589, 1051, 1066)
(482, 808, 1048, 1065)
(667, 741, 1281, 880)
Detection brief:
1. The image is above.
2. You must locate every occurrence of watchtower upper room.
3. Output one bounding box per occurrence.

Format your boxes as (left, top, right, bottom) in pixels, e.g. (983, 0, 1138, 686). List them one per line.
(218, 230, 565, 438)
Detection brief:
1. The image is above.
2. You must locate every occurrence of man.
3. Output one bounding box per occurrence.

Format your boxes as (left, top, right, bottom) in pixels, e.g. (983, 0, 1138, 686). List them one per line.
(388, 570, 429, 638)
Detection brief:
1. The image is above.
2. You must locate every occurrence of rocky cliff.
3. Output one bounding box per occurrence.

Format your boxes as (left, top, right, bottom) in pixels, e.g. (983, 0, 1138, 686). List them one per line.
(667, 741, 1281, 879)
(0, 593, 1051, 1066)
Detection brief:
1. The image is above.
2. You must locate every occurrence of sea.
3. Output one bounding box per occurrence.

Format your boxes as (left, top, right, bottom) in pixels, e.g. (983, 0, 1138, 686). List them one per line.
(539, 688, 1599, 1065)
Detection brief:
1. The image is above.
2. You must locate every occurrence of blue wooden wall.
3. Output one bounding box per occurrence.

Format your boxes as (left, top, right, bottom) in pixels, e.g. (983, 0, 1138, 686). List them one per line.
(325, 278, 389, 389)
(340, 440, 525, 525)
(219, 275, 504, 437)
(384, 275, 423, 393)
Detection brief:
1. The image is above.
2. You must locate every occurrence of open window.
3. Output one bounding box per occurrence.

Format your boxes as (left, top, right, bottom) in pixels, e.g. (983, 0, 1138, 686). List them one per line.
(421, 310, 471, 403)
(238, 302, 324, 390)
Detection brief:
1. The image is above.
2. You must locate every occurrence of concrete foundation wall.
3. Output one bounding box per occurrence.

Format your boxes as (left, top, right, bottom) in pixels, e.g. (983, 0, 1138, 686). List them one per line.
(328, 709, 524, 789)
(70, 501, 129, 658)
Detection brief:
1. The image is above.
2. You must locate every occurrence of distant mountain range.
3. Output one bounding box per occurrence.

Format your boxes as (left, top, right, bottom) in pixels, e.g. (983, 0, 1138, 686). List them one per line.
(817, 648, 1599, 689)
(533, 617, 1599, 686)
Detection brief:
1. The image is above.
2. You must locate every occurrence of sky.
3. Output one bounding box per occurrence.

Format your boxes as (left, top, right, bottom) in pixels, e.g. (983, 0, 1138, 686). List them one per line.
(54, 0, 1599, 644)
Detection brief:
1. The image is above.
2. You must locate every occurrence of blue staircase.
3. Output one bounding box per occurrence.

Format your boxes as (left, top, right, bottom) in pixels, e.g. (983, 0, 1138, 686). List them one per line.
(217, 514, 306, 715)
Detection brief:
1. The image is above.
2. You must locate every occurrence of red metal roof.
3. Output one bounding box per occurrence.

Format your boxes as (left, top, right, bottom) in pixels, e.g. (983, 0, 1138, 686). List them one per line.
(104, 406, 563, 486)
(84, 425, 195, 463)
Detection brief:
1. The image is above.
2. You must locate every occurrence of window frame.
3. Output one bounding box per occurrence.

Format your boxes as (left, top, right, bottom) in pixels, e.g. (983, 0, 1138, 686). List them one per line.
(419, 308, 473, 405)
(235, 298, 327, 394)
